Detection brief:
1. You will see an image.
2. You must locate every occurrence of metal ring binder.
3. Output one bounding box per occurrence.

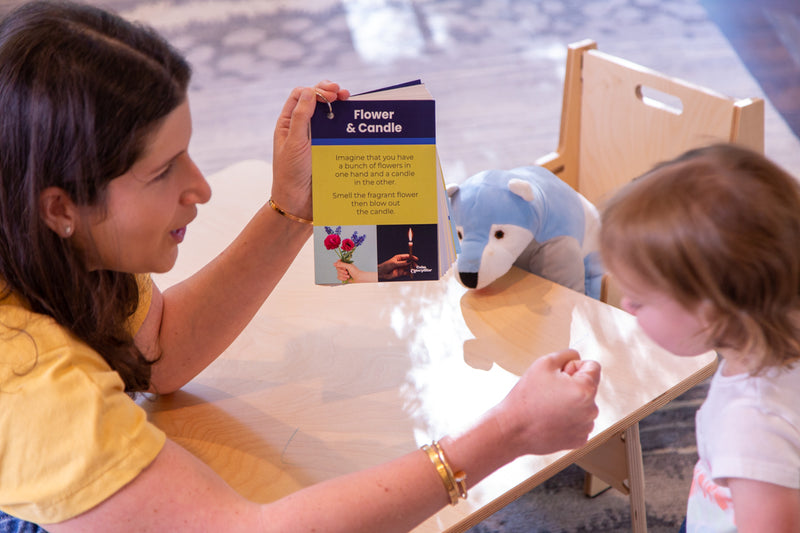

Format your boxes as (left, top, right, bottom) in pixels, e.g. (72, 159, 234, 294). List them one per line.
(314, 90, 334, 119)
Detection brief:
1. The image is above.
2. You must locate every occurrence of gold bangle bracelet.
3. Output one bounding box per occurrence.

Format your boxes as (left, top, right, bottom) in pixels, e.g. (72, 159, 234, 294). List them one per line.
(268, 198, 313, 225)
(422, 444, 457, 505)
(421, 441, 467, 505)
(433, 441, 468, 501)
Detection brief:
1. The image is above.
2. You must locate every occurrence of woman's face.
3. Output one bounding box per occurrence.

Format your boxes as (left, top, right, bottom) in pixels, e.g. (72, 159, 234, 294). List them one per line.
(77, 99, 211, 273)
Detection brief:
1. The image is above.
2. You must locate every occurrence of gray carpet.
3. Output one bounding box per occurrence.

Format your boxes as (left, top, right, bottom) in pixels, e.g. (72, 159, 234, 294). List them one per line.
(3, 0, 797, 530)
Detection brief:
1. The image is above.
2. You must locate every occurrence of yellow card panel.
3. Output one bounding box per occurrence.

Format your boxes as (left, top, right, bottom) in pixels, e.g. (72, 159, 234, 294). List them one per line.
(312, 144, 437, 225)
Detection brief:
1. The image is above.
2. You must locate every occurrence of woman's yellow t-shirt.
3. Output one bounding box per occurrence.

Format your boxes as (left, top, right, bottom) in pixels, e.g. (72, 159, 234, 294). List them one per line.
(0, 275, 166, 524)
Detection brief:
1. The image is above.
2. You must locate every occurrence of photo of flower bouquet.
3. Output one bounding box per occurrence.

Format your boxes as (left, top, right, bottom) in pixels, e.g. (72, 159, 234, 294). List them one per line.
(323, 225, 366, 265)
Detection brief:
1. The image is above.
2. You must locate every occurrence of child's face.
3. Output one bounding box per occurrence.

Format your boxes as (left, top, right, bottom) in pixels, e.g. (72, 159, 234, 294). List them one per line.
(611, 266, 713, 357)
(76, 99, 211, 273)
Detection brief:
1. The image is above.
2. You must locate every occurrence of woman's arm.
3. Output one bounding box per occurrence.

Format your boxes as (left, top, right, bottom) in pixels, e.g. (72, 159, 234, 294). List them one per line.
(141, 82, 348, 394)
(729, 478, 800, 533)
(47, 350, 600, 533)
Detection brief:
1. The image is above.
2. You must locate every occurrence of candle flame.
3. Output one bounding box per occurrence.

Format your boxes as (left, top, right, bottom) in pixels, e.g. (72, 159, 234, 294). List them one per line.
(408, 228, 413, 241)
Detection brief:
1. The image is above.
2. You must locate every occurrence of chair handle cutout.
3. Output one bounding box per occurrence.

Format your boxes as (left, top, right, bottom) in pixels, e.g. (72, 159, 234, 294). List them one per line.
(635, 84, 683, 115)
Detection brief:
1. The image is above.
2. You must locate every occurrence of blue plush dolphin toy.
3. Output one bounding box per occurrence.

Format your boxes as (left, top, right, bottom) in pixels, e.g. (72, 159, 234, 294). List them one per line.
(446, 166, 603, 299)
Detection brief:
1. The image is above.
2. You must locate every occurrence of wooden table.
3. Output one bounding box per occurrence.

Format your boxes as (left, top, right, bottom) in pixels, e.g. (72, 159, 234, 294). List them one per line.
(144, 161, 716, 532)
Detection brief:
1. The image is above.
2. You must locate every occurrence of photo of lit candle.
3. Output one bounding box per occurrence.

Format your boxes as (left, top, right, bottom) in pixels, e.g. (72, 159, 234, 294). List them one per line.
(408, 227, 414, 279)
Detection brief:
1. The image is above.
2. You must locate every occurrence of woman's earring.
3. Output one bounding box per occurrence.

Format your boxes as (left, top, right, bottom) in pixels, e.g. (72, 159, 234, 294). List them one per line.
(64, 225, 72, 237)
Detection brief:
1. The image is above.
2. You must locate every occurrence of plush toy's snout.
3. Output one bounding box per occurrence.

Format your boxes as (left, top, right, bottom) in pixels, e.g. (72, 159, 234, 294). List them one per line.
(459, 272, 478, 288)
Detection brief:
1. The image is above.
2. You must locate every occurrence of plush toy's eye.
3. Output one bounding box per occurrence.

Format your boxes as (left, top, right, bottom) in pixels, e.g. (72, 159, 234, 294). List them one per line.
(456, 227, 463, 241)
(494, 230, 505, 239)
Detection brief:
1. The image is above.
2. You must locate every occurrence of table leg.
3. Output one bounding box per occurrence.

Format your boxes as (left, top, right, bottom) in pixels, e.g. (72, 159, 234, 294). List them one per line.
(576, 423, 648, 532)
(624, 423, 647, 533)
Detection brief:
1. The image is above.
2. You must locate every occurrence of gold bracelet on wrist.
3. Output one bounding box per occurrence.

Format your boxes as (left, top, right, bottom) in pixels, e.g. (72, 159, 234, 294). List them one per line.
(268, 198, 312, 225)
(433, 441, 468, 501)
(421, 441, 467, 505)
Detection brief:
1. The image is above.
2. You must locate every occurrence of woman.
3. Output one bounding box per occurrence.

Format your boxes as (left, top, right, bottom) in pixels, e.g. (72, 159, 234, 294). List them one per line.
(0, 2, 601, 531)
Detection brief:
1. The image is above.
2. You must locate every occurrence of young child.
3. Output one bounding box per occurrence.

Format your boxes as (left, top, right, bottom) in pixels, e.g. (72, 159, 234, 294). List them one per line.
(0, 2, 601, 532)
(600, 143, 800, 532)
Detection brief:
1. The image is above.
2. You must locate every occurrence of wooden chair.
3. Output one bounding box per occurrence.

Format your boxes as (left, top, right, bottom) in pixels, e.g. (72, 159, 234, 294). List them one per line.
(538, 39, 764, 206)
(535, 39, 764, 531)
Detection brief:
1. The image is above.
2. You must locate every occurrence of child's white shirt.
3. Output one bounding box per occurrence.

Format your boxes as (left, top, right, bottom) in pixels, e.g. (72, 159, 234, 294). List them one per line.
(686, 359, 800, 532)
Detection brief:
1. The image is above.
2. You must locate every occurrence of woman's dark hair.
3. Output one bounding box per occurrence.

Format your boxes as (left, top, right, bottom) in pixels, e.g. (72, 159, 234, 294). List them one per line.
(0, 1, 191, 392)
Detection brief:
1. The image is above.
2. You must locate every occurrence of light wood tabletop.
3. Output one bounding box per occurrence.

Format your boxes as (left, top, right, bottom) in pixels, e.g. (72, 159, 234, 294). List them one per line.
(144, 160, 717, 532)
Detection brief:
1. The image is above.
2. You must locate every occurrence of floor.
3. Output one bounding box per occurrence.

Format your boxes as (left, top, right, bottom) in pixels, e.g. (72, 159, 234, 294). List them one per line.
(4, 0, 795, 183)
(700, 0, 800, 139)
(2, 0, 798, 179)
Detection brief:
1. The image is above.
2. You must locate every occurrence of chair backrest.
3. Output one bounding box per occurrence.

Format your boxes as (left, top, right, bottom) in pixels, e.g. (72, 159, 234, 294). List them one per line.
(536, 39, 765, 304)
(537, 39, 765, 207)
